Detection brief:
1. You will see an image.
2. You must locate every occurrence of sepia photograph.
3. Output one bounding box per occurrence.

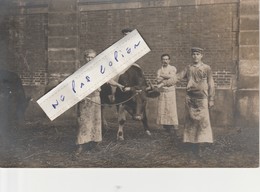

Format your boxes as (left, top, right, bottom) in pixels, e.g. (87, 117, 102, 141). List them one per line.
(0, 0, 259, 168)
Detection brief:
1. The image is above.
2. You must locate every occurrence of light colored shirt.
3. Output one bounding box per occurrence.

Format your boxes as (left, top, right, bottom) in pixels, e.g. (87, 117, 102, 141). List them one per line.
(164, 63, 215, 100)
(157, 64, 177, 91)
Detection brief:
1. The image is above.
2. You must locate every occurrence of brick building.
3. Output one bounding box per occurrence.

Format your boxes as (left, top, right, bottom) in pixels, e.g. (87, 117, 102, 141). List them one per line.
(0, 0, 258, 127)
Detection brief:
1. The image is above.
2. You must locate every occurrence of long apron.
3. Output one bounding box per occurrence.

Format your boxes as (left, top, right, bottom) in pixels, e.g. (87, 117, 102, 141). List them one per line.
(156, 87, 178, 125)
(76, 91, 102, 145)
(183, 96, 213, 143)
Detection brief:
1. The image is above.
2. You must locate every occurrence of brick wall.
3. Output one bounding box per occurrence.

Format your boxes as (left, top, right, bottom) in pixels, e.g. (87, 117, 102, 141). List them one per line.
(7, 11, 48, 86)
(5, 0, 258, 127)
(48, 0, 79, 84)
(0, 5, 8, 70)
(238, 0, 259, 89)
(20, 69, 47, 86)
(79, 2, 238, 89)
(236, 0, 259, 127)
(6, 0, 239, 88)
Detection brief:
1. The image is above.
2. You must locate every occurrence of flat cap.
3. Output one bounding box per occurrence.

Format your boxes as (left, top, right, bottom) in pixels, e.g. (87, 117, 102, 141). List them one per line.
(121, 28, 133, 34)
(191, 47, 204, 53)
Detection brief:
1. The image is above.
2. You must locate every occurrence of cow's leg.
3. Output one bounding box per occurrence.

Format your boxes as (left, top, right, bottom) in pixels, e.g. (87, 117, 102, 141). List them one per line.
(142, 108, 151, 136)
(117, 105, 126, 140)
(101, 106, 108, 130)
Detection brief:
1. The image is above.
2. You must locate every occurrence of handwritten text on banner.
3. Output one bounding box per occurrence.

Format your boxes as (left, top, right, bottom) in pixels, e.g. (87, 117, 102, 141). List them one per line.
(37, 29, 151, 121)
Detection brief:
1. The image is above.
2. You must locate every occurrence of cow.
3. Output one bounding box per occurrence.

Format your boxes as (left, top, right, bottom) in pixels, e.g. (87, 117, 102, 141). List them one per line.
(100, 82, 114, 129)
(114, 64, 152, 140)
(0, 69, 31, 146)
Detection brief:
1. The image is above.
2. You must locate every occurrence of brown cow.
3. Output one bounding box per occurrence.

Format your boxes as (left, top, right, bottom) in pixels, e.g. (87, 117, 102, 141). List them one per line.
(114, 64, 151, 140)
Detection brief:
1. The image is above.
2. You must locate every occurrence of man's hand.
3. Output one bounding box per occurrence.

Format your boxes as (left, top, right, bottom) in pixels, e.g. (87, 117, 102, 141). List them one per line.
(155, 83, 164, 89)
(123, 87, 131, 92)
(208, 100, 214, 108)
(117, 84, 125, 91)
(156, 77, 163, 84)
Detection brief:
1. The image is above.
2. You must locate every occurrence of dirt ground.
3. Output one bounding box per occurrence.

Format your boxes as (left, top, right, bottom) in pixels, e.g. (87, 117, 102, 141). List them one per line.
(0, 118, 259, 168)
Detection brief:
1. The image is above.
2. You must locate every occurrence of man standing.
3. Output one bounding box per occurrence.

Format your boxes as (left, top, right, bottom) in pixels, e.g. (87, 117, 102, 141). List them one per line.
(159, 47, 215, 157)
(75, 49, 102, 156)
(156, 54, 179, 140)
(100, 28, 136, 129)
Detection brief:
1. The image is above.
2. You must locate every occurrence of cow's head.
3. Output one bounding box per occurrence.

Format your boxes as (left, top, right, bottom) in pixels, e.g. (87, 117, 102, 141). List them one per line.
(118, 66, 151, 121)
(124, 77, 149, 121)
(130, 87, 147, 121)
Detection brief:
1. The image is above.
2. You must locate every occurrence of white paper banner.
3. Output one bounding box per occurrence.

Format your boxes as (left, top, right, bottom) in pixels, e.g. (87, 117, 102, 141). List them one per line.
(37, 29, 151, 121)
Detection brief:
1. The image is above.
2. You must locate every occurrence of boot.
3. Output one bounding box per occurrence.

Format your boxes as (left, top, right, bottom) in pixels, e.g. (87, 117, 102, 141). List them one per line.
(75, 144, 83, 156)
(191, 143, 202, 158)
(163, 125, 173, 133)
(172, 130, 181, 146)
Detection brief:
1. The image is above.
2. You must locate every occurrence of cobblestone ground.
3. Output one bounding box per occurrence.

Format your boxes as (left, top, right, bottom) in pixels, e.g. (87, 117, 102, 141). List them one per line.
(0, 119, 259, 168)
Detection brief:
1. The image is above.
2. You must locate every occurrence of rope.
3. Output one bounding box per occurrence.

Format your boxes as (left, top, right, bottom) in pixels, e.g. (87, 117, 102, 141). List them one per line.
(84, 92, 140, 107)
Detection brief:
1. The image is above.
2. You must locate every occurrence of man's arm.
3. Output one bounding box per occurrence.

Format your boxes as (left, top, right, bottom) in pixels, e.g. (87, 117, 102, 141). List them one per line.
(157, 67, 187, 88)
(207, 66, 215, 108)
(156, 69, 164, 84)
(108, 79, 124, 90)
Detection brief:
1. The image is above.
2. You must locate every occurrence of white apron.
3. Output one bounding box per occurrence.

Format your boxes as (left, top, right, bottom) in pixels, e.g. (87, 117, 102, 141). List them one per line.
(156, 87, 178, 125)
(76, 91, 102, 145)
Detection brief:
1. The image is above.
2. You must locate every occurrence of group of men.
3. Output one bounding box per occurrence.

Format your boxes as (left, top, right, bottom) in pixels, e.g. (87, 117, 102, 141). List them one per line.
(75, 28, 215, 159)
(155, 47, 215, 157)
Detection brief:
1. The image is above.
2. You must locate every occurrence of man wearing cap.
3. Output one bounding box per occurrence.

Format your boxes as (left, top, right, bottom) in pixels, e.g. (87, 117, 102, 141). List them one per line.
(100, 28, 139, 129)
(158, 47, 215, 157)
(108, 28, 142, 93)
(121, 28, 133, 35)
(121, 28, 141, 69)
(102, 28, 135, 90)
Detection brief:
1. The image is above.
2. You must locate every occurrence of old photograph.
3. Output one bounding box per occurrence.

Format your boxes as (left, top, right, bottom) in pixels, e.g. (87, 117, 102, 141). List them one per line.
(0, 0, 259, 168)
